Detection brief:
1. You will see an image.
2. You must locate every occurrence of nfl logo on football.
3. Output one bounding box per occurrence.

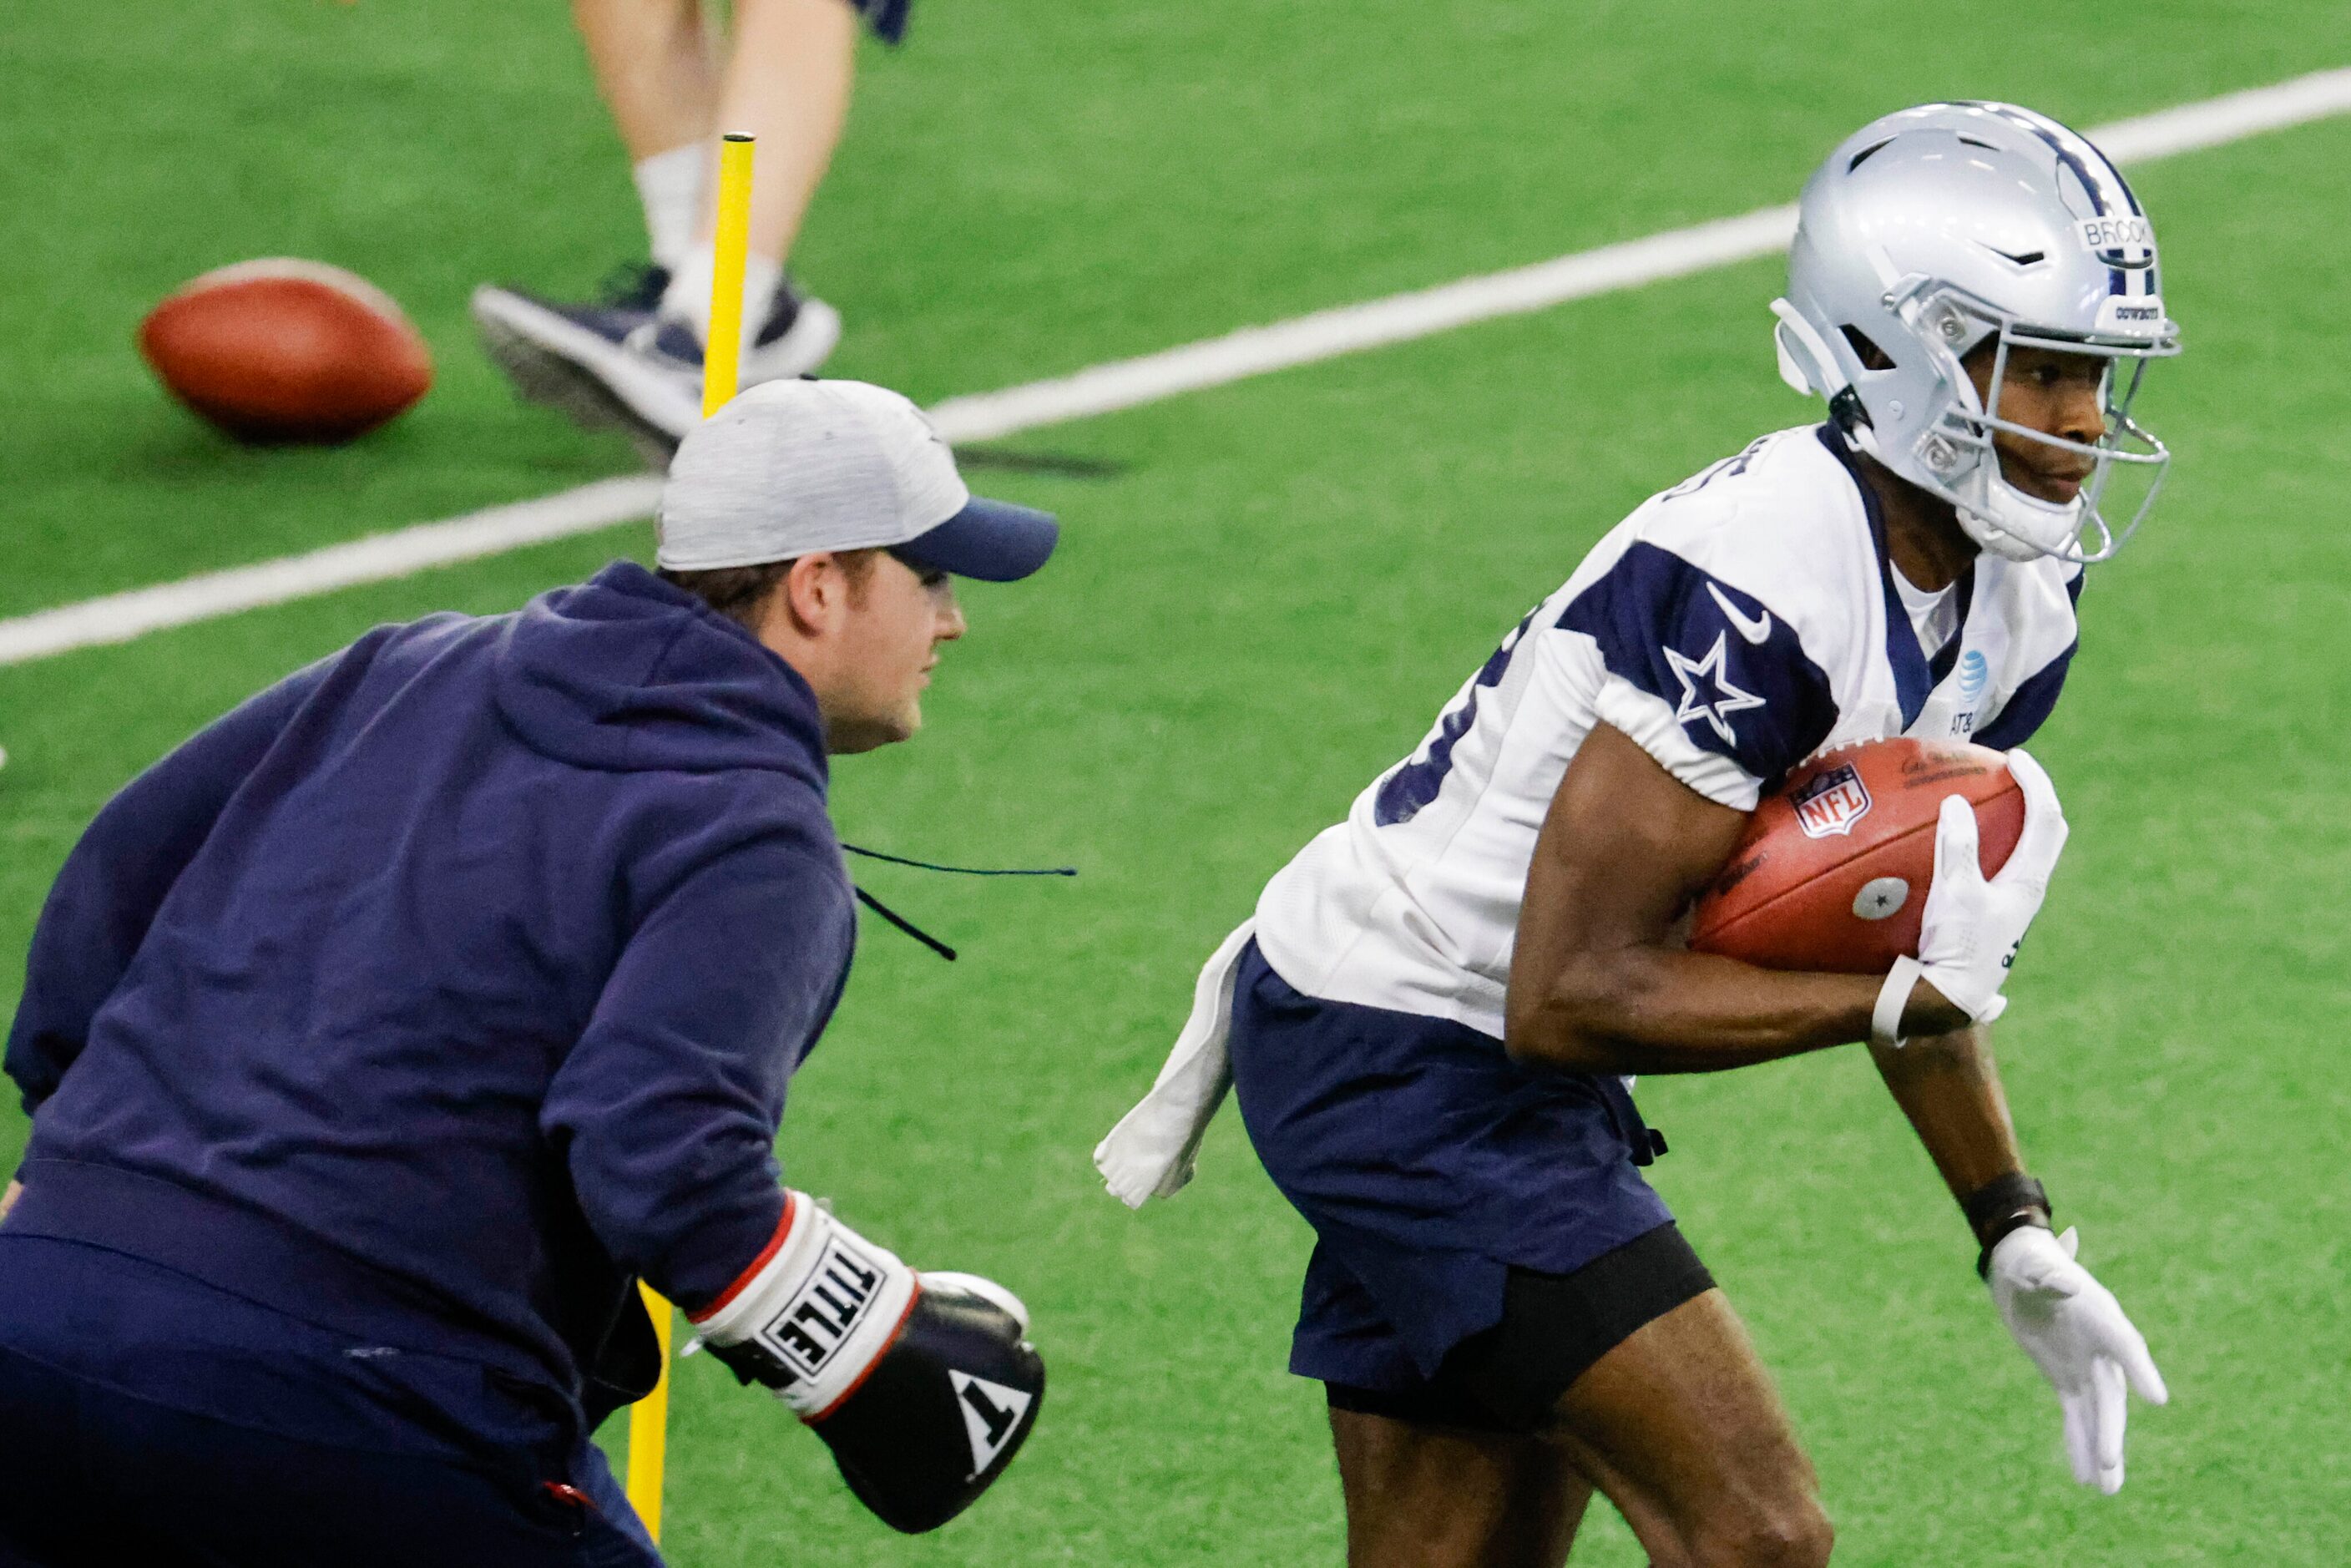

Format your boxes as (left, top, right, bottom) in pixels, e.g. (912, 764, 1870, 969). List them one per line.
(1792, 764, 1872, 839)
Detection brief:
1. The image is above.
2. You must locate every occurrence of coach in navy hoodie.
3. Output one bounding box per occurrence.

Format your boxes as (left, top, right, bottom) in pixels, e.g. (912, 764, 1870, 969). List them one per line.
(0, 379, 1057, 1565)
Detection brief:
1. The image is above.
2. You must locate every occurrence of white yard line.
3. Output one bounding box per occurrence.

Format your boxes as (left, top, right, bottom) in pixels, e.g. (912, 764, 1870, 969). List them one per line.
(5, 66, 2348, 670)
(0, 477, 664, 666)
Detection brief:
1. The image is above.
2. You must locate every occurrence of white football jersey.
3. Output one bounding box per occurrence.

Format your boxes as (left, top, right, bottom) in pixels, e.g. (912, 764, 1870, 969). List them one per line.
(1254, 423, 2083, 1038)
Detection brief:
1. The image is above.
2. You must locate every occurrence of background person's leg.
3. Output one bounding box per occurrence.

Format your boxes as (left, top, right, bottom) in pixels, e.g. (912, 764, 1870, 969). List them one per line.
(1546, 1290, 1832, 1568)
(1331, 1405, 1590, 1568)
(469, 0, 718, 429)
(468, 0, 852, 450)
(723, 0, 857, 267)
(661, 0, 857, 341)
(571, 0, 719, 275)
(572, 0, 720, 164)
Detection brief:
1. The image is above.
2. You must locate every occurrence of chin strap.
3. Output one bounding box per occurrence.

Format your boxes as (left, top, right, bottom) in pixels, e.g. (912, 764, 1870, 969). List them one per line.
(1951, 443, 2088, 561)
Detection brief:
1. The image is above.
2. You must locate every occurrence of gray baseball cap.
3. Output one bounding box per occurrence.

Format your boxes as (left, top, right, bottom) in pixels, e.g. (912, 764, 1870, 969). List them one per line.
(655, 378, 1059, 581)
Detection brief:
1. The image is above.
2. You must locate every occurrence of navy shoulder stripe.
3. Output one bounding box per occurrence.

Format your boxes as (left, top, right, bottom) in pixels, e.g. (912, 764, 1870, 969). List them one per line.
(1557, 542, 1838, 786)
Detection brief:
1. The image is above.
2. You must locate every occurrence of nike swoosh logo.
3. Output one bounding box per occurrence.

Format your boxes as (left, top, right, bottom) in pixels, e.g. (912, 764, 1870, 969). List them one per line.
(1705, 580, 1772, 645)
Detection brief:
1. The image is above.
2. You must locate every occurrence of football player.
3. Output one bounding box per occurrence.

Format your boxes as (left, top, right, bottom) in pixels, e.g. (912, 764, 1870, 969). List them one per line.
(1101, 103, 2172, 1566)
(469, 0, 911, 460)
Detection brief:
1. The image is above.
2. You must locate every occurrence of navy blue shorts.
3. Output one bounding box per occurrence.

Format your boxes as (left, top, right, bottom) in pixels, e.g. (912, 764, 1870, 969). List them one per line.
(0, 1237, 659, 1568)
(1226, 941, 1681, 1396)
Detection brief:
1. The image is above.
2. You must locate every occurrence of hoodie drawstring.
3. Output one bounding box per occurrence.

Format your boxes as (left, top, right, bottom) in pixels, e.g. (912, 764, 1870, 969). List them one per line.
(842, 844, 1077, 963)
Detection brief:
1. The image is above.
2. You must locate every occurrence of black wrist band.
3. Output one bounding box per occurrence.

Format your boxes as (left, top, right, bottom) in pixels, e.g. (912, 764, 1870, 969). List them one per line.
(1964, 1172, 2051, 1277)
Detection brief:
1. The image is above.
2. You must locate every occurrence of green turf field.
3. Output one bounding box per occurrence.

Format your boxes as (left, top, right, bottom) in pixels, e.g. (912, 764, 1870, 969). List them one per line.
(6, 2, 2350, 1561)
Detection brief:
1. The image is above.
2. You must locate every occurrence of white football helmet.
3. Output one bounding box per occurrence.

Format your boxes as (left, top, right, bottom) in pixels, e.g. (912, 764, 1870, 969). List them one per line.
(1771, 102, 2181, 564)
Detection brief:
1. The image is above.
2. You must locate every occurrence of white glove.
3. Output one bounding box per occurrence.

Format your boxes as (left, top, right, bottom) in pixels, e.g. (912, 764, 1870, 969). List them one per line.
(1987, 1225, 2168, 1494)
(1874, 748, 2067, 1043)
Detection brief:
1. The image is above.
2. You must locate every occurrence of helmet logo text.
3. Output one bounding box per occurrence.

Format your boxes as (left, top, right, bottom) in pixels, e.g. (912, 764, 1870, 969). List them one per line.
(2080, 217, 2156, 266)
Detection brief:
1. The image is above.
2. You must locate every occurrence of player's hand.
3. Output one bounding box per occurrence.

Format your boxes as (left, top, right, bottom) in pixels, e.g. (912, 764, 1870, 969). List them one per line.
(1987, 1225, 2167, 1493)
(1914, 747, 2068, 1025)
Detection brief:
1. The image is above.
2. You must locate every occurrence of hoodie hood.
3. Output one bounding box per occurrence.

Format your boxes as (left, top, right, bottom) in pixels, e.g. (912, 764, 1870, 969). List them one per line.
(493, 560, 829, 787)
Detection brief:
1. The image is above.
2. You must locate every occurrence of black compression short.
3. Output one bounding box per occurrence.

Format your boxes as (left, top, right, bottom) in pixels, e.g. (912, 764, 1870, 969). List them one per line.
(1324, 1222, 1716, 1434)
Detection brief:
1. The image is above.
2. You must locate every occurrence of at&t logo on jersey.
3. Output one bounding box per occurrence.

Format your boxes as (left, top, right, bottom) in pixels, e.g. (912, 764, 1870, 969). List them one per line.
(1791, 763, 1872, 838)
(1948, 650, 1989, 738)
(1955, 650, 1989, 704)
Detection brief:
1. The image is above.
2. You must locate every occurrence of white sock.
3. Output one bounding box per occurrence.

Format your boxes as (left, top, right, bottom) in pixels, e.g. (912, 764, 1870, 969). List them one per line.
(660, 244, 782, 349)
(632, 144, 710, 274)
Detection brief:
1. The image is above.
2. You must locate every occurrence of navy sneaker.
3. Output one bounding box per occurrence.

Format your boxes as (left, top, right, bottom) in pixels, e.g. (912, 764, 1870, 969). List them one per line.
(471, 264, 842, 463)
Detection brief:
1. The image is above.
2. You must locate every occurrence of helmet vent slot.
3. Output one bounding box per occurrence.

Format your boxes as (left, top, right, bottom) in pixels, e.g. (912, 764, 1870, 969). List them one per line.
(1957, 135, 1998, 149)
(1840, 326, 1895, 371)
(1978, 243, 2047, 267)
(1846, 139, 1893, 171)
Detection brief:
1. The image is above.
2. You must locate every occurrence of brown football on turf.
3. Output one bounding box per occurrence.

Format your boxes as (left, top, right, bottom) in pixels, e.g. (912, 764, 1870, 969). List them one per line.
(138, 259, 432, 443)
(1688, 738, 2023, 974)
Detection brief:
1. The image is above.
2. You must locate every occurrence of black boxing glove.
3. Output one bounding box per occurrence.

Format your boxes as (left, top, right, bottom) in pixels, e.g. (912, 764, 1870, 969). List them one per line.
(689, 1192, 1045, 1533)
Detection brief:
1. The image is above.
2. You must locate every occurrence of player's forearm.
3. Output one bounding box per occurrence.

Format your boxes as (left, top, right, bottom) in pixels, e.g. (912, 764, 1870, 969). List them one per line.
(1868, 1023, 2036, 1216)
(1505, 944, 1964, 1074)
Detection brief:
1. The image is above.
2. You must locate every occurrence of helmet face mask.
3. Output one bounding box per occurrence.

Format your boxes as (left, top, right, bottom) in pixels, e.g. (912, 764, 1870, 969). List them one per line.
(1896, 282, 2173, 564)
(1773, 101, 2182, 566)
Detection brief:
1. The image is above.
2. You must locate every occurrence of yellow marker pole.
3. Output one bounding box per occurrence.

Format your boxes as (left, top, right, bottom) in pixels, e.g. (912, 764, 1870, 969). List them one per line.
(624, 1280, 675, 1541)
(702, 133, 759, 419)
(624, 129, 756, 1545)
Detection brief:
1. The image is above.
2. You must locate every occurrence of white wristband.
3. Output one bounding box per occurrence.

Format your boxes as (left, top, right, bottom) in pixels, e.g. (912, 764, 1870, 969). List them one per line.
(1873, 955, 1925, 1048)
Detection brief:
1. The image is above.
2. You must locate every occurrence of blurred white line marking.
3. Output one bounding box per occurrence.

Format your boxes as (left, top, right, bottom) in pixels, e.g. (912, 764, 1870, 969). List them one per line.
(0, 477, 665, 665)
(5, 65, 2347, 668)
(931, 67, 2351, 440)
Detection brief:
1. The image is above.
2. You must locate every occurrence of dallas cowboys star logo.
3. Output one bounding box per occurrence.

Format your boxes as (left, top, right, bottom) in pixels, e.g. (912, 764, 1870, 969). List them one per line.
(1664, 631, 1765, 743)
